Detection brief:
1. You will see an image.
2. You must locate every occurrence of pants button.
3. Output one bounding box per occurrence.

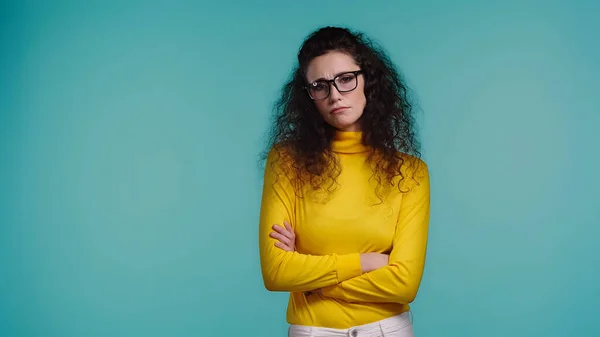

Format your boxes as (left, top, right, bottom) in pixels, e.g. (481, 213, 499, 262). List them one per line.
(351, 330, 358, 337)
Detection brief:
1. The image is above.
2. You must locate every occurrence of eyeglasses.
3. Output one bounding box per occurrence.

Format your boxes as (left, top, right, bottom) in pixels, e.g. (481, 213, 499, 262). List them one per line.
(304, 70, 362, 101)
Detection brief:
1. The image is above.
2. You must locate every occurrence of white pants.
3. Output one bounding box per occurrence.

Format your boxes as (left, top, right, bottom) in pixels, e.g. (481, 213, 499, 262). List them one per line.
(288, 312, 414, 337)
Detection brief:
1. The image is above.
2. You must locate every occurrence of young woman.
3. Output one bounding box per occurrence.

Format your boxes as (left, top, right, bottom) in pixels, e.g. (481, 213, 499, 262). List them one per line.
(258, 26, 430, 337)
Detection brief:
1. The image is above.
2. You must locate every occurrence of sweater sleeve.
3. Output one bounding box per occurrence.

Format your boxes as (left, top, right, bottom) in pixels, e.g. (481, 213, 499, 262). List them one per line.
(258, 148, 363, 293)
(320, 159, 430, 303)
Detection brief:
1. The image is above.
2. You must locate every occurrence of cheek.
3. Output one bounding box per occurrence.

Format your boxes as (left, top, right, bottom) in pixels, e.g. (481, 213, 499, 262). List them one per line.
(314, 101, 330, 117)
(349, 90, 366, 109)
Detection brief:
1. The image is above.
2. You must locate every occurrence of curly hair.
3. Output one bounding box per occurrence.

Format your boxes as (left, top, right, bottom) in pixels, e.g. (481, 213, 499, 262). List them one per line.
(263, 26, 422, 200)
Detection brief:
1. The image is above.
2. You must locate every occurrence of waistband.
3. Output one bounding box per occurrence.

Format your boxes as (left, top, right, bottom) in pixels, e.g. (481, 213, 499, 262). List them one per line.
(288, 311, 413, 337)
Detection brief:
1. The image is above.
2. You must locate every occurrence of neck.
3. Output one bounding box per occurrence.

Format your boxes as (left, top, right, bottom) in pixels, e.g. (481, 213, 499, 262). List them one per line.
(331, 131, 370, 154)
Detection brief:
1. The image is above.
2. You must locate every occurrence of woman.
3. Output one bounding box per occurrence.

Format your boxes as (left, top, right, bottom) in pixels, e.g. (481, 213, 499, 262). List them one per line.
(258, 26, 430, 337)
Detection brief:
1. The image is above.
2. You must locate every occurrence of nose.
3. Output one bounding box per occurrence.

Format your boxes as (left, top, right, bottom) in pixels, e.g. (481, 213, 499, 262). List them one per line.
(328, 82, 342, 102)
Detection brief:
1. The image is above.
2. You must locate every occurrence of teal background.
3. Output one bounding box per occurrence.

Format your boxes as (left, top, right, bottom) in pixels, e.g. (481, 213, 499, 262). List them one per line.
(1, 1, 598, 336)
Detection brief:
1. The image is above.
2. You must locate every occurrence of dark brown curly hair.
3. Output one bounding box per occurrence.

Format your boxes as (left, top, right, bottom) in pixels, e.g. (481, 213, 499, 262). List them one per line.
(263, 26, 422, 200)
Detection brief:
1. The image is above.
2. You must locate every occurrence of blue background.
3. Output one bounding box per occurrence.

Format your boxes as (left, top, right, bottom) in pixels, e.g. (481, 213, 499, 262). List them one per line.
(1, 1, 598, 336)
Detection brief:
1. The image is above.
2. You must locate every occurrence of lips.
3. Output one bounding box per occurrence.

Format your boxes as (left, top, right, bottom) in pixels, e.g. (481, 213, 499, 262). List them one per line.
(330, 107, 349, 114)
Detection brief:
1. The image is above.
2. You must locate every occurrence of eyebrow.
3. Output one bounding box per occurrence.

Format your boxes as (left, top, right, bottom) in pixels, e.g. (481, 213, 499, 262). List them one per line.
(308, 70, 360, 83)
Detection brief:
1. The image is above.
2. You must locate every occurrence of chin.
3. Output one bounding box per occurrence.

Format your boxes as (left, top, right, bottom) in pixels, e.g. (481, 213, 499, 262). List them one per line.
(332, 123, 360, 132)
(328, 116, 361, 131)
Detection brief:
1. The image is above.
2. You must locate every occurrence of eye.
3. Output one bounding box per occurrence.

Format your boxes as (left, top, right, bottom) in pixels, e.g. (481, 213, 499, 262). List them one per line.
(338, 74, 355, 83)
(311, 82, 328, 91)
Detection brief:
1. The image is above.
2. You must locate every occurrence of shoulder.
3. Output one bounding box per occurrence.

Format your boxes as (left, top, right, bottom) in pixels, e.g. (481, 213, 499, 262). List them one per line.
(263, 144, 297, 181)
(265, 144, 294, 167)
(396, 152, 429, 189)
(397, 152, 428, 174)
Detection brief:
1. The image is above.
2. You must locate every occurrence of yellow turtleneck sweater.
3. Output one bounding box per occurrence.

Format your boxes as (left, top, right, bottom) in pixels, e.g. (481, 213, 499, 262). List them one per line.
(258, 131, 430, 329)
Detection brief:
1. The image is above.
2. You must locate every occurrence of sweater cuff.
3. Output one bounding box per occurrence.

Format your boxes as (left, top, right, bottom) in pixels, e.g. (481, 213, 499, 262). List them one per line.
(336, 253, 362, 283)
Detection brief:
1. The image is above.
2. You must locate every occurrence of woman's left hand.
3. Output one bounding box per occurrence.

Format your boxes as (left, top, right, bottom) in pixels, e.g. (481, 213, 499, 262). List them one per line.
(270, 221, 296, 252)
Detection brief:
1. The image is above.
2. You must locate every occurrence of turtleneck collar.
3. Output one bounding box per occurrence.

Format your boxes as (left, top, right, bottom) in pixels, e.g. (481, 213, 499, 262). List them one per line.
(331, 131, 370, 154)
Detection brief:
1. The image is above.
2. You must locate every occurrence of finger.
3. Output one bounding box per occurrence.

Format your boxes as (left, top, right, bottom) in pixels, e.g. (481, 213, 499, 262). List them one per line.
(270, 232, 292, 246)
(273, 224, 294, 240)
(283, 221, 294, 235)
(270, 231, 291, 244)
(272, 224, 288, 235)
(274, 242, 293, 252)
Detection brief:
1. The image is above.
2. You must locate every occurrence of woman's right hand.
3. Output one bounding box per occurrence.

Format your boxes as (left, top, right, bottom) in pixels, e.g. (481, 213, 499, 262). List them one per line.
(359, 253, 389, 273)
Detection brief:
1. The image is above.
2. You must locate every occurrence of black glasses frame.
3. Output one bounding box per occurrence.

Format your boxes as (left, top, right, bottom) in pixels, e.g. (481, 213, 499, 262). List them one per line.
(304, 70, 363, 101)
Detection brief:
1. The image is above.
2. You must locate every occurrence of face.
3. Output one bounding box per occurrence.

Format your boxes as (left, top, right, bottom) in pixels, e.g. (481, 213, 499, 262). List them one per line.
(305, 51, 366, 132)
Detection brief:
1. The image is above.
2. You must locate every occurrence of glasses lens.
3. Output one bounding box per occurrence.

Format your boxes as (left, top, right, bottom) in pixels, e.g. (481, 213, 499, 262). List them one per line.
(308, 81, 329, 100)
(335, 73, 358, 92)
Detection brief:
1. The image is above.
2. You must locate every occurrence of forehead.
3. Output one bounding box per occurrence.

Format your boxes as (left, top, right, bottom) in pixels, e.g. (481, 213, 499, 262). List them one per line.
(305, 51, 359, 82)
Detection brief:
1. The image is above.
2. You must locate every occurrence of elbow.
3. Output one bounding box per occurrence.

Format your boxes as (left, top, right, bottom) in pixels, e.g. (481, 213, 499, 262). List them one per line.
(260, 254, 290, 292)
(391, 276, 422, 304)
(260, 251, 303, 292)
(259, 251, 307, 292)
(262, 268, 308, 292)
(391, 286, 419, 304)
(261, 267, 290, 292)
(388, 263, 424, 303)
(262, 275, 283, 292)
(398, 288, 418, 303)
(262, 274, 296, 292)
